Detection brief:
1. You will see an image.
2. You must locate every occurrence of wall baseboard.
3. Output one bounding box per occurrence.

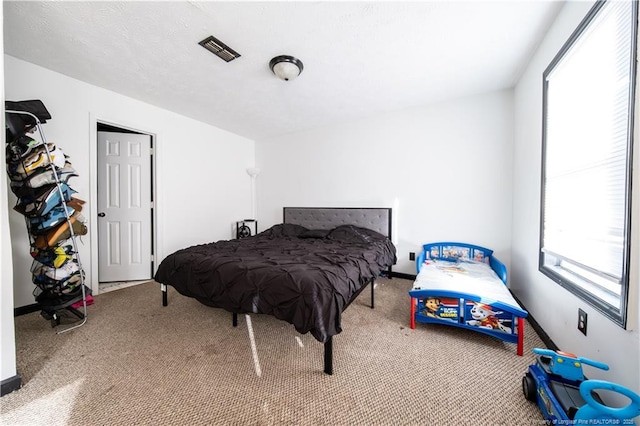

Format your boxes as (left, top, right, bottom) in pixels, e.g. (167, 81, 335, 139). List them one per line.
(1, 375, 22, 397)
(14, 303, 40, 317)
(511, 294, 558, 351)
(390, 271, 416, 280)
(529, 315, 558, 351)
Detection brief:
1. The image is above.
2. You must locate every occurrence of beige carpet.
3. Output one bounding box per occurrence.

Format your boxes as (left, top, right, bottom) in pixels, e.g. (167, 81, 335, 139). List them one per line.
(1, 277, 545, 425)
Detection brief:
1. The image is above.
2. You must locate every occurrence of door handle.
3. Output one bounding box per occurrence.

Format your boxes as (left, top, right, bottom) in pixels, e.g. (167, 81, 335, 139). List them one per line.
(98, 212, 106, 217)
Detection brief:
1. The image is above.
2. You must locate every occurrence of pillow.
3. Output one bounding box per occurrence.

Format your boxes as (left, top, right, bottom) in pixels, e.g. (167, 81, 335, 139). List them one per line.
(298, 229, 330, 239)
(259, 223, 309, 238)
(326, 225, 386, 244)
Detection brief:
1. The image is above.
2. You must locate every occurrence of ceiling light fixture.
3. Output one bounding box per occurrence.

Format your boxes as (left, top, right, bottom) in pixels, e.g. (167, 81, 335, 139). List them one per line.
(269, 55, 304, 81)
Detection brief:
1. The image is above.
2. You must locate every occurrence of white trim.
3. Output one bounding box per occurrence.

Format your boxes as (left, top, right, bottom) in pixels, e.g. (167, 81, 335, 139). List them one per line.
(626, 31, 640, 331)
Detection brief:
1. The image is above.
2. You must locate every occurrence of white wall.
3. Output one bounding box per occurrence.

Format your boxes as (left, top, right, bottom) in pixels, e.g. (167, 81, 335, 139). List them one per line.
(256, 90, 514, 275)
(512, 1, 640, 393)
(5, 55, 255, 308)
(1, 3, 19, 388)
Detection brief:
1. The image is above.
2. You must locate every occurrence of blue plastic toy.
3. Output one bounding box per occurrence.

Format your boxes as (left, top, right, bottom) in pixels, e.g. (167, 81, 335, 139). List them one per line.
(523, 348, 640, 423)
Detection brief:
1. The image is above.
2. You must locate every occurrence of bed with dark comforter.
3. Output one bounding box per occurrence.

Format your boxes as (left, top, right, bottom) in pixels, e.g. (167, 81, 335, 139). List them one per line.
(154, 207, 396, 374)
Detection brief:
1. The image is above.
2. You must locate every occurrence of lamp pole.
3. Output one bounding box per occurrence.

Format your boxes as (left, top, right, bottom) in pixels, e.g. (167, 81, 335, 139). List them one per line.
(246, 168, 260, 219)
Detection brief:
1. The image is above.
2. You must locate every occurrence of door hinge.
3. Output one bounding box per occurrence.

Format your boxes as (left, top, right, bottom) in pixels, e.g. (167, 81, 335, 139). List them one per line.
(151, 254, 154, 262)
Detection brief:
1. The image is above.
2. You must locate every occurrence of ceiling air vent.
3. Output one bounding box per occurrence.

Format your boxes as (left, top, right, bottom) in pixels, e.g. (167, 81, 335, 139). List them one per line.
(198, 35, 241, 62)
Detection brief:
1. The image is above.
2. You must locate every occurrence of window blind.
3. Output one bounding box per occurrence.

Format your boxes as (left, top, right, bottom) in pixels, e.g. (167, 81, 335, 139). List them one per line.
(542, 0, 633, 284)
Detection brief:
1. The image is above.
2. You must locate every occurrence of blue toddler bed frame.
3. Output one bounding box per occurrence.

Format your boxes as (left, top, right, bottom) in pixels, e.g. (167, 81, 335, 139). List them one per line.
(409, 242, 528, 355)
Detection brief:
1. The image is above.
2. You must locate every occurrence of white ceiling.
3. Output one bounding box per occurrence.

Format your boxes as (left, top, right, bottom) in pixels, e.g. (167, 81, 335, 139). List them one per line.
(3, 1, 564, 141)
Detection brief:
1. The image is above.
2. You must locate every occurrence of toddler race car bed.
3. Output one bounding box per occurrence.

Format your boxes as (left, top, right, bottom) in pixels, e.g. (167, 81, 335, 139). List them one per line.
(154, 207, 396, 374)
(408, 242, 528, 355)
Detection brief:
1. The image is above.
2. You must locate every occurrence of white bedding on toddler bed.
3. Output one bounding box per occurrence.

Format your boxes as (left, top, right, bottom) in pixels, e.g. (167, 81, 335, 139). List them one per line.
(411, 259, 521, 309)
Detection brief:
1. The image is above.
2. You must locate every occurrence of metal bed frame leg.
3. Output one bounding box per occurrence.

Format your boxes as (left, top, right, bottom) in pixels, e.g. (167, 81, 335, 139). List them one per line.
(232, 313, 238, 327)
(324, 337, 333, 375)
(318, 276, 374, 375)
(161, 284, 167, 306)
(370, 278, 375, 309)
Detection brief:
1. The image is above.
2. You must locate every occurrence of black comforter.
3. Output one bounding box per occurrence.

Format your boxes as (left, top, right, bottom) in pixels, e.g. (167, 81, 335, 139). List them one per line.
(154, 224, 396, 342)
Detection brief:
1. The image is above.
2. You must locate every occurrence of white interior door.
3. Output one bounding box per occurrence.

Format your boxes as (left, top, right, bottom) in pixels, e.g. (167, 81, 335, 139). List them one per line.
(97, 131, 152, 282)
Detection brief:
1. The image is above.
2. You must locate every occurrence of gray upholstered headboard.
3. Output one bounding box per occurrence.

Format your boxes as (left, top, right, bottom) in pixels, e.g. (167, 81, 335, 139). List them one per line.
(283, 207, 392, 239)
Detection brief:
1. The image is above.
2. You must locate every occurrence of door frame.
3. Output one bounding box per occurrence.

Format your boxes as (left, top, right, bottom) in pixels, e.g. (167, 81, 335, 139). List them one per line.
(89, 114, 157, 296)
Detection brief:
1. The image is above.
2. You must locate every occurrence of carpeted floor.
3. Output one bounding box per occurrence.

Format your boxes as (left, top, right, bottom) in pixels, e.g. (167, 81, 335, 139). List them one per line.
(1, 277, 545, 425)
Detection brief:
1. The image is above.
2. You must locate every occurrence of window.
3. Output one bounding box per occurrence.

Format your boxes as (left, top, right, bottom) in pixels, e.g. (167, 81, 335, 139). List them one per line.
(540, 0, 637, 327)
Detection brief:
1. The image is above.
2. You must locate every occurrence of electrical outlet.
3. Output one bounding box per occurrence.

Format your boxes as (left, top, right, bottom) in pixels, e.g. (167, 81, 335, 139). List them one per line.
(409, 252, 415, 261)
(578, 308, 588, 335)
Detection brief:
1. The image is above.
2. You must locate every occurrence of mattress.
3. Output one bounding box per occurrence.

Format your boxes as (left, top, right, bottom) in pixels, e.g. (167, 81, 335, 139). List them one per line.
(411, 258, 521, 310)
